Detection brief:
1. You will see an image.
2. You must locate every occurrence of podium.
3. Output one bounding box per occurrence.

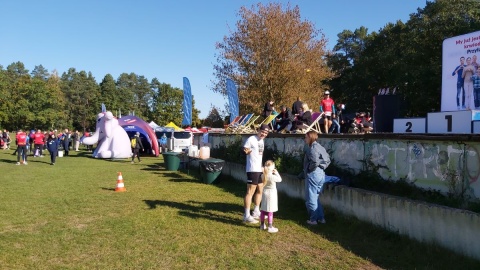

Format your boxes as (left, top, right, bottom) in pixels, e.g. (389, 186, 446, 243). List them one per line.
(393, 118, 426, 133)
(393, 110, 480, 134)
(427, 110, 479, 134)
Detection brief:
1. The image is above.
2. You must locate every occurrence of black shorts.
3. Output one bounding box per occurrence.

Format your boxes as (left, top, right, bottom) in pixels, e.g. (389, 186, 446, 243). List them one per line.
(246, 172, 262, 185)
(324, 115, 332, 120)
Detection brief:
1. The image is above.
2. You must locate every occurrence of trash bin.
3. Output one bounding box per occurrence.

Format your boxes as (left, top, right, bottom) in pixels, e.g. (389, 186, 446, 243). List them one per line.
(199, 158, 224, 184)
(162, 152, 181, 171)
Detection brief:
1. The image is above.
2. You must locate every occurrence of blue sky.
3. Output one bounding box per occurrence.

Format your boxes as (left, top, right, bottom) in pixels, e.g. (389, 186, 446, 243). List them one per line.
(1, 0, 427, 118)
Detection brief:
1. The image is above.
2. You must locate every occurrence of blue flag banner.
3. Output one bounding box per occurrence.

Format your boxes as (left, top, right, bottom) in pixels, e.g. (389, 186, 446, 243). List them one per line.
(226, 78, 239, 121)
(182, 77, 192, 126)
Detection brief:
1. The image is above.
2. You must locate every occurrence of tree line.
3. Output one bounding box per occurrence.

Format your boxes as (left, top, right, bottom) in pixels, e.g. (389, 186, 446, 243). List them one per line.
(212, 0, 480, 118)
(0, 62, 201, 132)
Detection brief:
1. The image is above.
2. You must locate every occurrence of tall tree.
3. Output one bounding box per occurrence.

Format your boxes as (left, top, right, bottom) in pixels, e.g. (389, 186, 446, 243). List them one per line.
(328, 0, 480, 116)
(203, 106, 224, 128)
(31, 65, 50, 81)
(61, 69, 100, 131)
(99, 74, 120, 113)
(213, 3, 333, 115)
(191, 98, 201, 127)
(150, 79, 183, 125)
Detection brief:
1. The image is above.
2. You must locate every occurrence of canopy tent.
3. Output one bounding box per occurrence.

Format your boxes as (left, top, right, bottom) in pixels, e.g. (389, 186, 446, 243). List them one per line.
(118, 115, 159, 157)
(149, 121, 160, 130)
(184, 127, 203, 133)
(165, 122, 184, 131)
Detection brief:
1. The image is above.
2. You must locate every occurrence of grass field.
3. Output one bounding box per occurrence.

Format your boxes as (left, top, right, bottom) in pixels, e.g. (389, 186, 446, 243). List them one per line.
(1, 147, 479, 269)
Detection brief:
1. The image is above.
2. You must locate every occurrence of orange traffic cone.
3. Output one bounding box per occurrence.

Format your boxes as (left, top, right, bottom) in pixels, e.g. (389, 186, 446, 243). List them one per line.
(115, 172, 126, 192)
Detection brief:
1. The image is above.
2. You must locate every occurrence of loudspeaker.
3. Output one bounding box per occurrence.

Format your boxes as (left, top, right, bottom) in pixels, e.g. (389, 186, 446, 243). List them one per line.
(373, 95, 403, 132)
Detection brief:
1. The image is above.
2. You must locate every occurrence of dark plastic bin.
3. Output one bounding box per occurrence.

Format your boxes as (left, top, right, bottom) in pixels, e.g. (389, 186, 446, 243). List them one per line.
(162, 152, 181, 171)
(199, 158, 224, 184)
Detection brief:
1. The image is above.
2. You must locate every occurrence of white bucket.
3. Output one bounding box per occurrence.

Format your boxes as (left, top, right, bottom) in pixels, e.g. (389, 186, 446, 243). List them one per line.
(58, 150, 64, 157)
(188, 145, 198, 157)
(199, 146, 210, 160)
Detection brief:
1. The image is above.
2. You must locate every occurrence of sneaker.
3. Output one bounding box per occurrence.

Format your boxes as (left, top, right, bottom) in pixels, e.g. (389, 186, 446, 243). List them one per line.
(131, 161, 134, 164)
(267, 227, 279, 233)
(16, 162, 20, 165)
(260, 223, 267, 230)
(243, 216, 259, 224)
(23, 162, 28, 165)
(318, 218, 326, 224)
(251, 211, 261, 219)
(307, 220, 318, 225)
(40, 155, 44, 158)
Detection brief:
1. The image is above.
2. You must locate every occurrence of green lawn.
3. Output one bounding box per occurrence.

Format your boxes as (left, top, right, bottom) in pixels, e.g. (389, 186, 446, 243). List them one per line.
(1, 147, 479, 269)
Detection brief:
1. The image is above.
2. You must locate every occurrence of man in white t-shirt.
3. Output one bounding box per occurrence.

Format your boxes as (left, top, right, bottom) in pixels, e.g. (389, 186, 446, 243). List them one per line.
(242, 124, 270, 223)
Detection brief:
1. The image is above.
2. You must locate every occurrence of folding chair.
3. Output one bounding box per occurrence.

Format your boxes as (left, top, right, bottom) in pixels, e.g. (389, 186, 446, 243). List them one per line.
(229, 114, 253, 133)
(225, 115, 245, 133)
(298, 112, 324, 134)
(253, 113, 278, 132)
(237, 115, 260, 133)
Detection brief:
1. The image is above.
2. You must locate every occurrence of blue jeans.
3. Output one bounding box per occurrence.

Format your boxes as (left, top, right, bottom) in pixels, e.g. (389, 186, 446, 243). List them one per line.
(474, 87, 480, 108)
(457, 81, 465, 107)
(304, 167, 325, 222)
(329, 119, 341, 133)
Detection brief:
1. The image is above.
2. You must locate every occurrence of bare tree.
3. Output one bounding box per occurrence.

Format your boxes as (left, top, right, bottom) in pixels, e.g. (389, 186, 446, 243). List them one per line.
(212, 2, 333, 115)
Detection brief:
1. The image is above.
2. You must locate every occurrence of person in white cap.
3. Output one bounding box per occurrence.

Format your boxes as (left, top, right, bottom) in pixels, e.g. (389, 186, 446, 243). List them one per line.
(131, 132, 144, 164)
(320, 90, 336, 133)
(242, 124, 270, 223)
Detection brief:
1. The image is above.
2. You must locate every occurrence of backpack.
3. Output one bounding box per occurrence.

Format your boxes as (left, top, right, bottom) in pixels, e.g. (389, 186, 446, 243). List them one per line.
(131, 138, 136, 148)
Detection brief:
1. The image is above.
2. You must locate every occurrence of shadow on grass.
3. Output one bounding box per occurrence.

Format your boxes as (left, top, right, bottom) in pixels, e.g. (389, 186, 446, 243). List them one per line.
(169, 178, 201, 183)
(0, 158, 18, 164)
(64, 151, 96, 158)
(141, 164, 162, 171)
(213, 174, 480, 269)
(143, 199, 243, 226)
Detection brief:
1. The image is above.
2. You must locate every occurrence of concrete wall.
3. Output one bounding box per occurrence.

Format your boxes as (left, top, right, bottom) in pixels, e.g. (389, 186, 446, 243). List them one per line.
(205, 133, 480, 200)
(199, 159, 480, 261)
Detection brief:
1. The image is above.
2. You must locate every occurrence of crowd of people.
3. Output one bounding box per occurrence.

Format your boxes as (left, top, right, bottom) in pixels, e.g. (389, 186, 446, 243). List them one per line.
(262, 92, 374, 134)
(5, 128, 89, 165)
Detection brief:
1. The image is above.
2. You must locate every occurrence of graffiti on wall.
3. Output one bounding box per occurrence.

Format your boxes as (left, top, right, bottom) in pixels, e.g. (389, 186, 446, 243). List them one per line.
(214, 135, 480, 199)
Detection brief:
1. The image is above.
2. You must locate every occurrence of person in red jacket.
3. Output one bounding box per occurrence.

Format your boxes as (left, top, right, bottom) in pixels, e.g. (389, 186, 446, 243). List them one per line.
(320, 90, 336, 134)
(33, 129, 45, 157)
(16, 129, 28, 165)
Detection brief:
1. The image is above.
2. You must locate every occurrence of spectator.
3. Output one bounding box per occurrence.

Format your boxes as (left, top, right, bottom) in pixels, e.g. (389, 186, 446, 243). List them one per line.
(259, 160, 282, 233)
(263, 100, 275, 118)
(131, 132, 144, 164)
(61, 129, 71, 156)
(330, 104, 345, 134)
(292, 96, 303, 115)
(242, 124, 270, 223)
(28, 130, 35, 154)
(15, 129, 28, 165)
(2, 130, 9, 150)
(291, 103, 313, 132)
(303, 130, 330, 225)
(72, 130, 80, 151)
(320, 90, 336, 135)
(84, 129, 92, 151)
(47, 133, 59, 165)
(275, 105, 294, 133)
(33, 129, 45, 157)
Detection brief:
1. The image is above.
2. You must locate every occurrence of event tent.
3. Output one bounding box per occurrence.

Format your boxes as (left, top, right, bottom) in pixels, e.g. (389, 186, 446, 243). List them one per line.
(165, 122, 184, 131)
(119, 115, 159, 156)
